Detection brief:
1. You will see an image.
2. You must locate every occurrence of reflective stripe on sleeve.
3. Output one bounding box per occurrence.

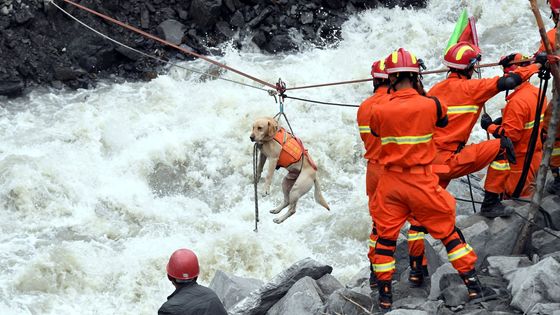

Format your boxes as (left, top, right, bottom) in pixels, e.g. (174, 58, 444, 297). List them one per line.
(447, 105, 478, 115)
(490, 161, 510, 171)
(448, 244, 474, 262)
(408, 231, 425, 242)
(373, 260, 396, 272)
(381, 133, 433, 145)
(359, 126, 371, 134)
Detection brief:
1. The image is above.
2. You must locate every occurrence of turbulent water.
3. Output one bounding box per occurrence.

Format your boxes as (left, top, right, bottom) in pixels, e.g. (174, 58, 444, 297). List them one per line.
(0, 0, 552, 314)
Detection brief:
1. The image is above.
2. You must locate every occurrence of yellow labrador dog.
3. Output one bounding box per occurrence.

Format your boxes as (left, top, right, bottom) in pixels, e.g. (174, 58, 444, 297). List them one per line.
(250, 117, 330, 224)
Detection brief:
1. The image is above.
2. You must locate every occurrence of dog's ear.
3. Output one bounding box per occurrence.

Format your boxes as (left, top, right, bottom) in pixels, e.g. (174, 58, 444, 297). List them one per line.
(267, 120, 278, 137)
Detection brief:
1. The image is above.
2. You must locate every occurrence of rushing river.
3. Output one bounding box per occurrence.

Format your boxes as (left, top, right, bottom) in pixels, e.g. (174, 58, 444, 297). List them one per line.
(0, 0, 552, 313)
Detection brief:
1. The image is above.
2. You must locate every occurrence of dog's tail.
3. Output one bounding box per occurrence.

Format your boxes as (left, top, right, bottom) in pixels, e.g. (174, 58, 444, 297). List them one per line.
(313, 176, 330, 211)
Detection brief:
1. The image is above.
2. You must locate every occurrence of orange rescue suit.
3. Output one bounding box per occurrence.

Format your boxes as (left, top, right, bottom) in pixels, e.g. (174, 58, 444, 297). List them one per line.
(543, 99, 560, 168)
(428, 65, 540, 187)
(357, 86, 426, 268)
(485, 82, 547, 197)
(370, 88, 477, 281)
(538, 28, 557, 53)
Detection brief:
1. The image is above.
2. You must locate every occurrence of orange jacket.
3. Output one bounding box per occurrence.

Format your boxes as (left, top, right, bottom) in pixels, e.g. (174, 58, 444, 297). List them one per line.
(357, 86, 391, 162)
(427, 64, 539, 151)
(538, 28, 557, 52)
(370, 88, 447, 167)
(543, 99, 560, 136)
(487, 82, 547, 154)
(274, 127, 303, 169)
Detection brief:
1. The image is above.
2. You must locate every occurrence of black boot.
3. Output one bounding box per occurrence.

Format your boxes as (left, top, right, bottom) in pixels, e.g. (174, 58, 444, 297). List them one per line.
(408, 256, 427, 287)
(547, 168, 560, 195)
(480, 191, 514, 218)
(377, 280, 392, 310)
(460, 270, 498, 302)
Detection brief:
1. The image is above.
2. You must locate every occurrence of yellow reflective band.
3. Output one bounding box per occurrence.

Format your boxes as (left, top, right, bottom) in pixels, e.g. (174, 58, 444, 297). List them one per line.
(381, 133, 433, 145)
(553, 148, 560, 157)
(392, 51, 399, 63)
(490, 161, 511, 171)
(456, 45, 475, 61)
(447, 105, 479, 115)
(369, 239, 377, 248)
(448, 244, 474, 262)
(359, 126, 371, 134)
(524, 114, 545, 129)
(379, 59, 386, 70)
(373, 261, 396, 272)
(410, 53, 417, 64)
(408, 232, 425, 242)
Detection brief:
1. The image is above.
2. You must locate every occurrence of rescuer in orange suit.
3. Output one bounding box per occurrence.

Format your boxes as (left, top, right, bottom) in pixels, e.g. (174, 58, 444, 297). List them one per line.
(539, 0, 560, 195)
(357, 59, 429, 290)
(427, 41, 543, 218)
(370, 48, 496, 311)
(482, 54, 548, 198)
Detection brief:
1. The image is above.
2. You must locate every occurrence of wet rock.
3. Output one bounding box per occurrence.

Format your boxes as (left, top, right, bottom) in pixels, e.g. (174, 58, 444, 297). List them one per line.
(14, 8, 34, 24)
(531, 229, 560, 257)
(156, 19, 186, 45)
(0, 80, 24, 97)
(53, 67, 86, 81)
(316, 273, 343, 296)
(506, 257, 560, 313)
(300, 12, 314, 24)
(251, 30, 267, 48)
(392, 297, 426, 310)
(247, 7, 273, 28)
(428, 263, 457, 300)
(487, 256, 532, 277)
(190, 0, 222, 30)
(209, 270, 263, 310)
(216, 21, 234, 38)
(230, 10, 245, 28)
(325, 288, 372, 315)
(539, 195, 560, 230)
(266, 276, 324, 315)
(264, 34, 298, 53)
(530, 303, 560, 314)
(140, 7, 150, 29)
(228, 258, 332, 315)
(387, 310, 428, 315)
(543, 251, 560, 263)
(439, 273, 468, 307)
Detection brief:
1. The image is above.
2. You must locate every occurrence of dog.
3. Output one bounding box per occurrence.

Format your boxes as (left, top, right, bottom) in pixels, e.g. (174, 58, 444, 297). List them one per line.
(250, 117, 330, 224)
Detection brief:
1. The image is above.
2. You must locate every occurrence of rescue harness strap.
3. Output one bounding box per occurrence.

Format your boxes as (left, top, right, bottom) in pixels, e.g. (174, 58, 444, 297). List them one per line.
(512, 69, 550, 198)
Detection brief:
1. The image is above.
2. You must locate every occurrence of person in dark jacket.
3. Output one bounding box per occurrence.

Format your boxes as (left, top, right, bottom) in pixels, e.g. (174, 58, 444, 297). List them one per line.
(158, 248, 227, 315)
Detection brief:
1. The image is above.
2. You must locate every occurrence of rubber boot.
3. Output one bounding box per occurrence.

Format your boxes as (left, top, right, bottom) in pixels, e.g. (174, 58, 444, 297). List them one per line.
(377, 280, 392, 311)
(547, 168, 560, 195)
(408, 256, 427, 287)
(480, 191, 514, 218)
(369, 265, 377, 289)
(460, 270, 498, 303)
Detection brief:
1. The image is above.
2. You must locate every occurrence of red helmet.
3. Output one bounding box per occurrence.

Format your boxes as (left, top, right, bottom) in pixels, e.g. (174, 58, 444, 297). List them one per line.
(166, 249, 200, 280)
(500, 53, 531, 73)
(384, 48, 420, 74)
(371, 59, 388, 79)
(550, 0, 560, 14)
(443, 42, 482, 70)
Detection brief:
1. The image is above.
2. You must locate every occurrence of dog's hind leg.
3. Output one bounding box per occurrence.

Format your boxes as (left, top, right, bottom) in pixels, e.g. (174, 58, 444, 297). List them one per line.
(270, 173, 296, 214)
(273, 173, 313, 224)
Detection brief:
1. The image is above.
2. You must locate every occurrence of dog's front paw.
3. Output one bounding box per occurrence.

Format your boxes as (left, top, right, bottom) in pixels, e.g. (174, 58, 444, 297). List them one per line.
(273, 218, 282, 224)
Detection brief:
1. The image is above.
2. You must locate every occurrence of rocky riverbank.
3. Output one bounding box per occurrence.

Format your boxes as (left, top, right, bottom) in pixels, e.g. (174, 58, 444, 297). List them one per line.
(207, 194, 560, 314)
(0, 0, 427, 97)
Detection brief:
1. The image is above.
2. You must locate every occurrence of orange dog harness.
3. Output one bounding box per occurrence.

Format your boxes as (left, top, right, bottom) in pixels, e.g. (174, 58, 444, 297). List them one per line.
(273, 128, 317, 170)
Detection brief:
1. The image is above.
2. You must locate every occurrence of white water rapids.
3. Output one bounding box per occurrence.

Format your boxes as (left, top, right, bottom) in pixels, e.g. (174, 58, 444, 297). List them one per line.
(0, 0, 552, 313)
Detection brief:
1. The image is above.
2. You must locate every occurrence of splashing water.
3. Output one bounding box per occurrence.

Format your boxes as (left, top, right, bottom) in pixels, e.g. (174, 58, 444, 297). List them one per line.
(0, 0, 552, 313)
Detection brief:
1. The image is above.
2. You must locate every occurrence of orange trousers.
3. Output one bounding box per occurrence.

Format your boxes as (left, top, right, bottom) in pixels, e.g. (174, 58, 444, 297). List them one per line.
(434, 140, 501, 188)
(366, 162, 427, 270)
(485, 151, 542, 198)
(372, 167, 477, 281)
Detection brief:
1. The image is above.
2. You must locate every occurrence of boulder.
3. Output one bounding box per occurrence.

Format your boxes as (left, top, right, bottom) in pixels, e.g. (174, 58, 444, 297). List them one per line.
(531, 229, 560, 257)
(506, 257, 560, 312)
(216, 21, 234, 38)
(266, 276, 324, 315)
(209, 270, 263, 310)
(316, 273, 343, 297)
(0, 80, 24, 97)
(324, 288, 372, 315)
(300, 12, 314, 24)
(345, 265, 369, 290)
(53, 67, 86, 81)
(228, 258, 332, 315)
(528, 303, 560, 315)
(543, 251, 560, 263)
(539, 195, 560, 231)
(487, 256, 532, 277)
(230, 10, 245, 28)
(387, 310, 428, 315)
(428, 263, 457, 300)
(264, 34, 298, 53)
(190, 0, 223, 30)
(156, 19, 186, 45)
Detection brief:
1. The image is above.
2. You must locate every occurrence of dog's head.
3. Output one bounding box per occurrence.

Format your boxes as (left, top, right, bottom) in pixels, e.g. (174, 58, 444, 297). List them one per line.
(250, 117, 278, 143)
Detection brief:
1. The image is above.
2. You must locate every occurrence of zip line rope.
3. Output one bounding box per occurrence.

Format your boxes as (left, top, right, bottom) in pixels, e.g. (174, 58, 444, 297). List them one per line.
(50, 1, 274, 94)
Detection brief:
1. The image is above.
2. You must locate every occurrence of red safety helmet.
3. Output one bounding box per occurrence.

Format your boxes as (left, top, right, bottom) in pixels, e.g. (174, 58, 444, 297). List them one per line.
(166, 248, 200, 280)
(371, 59, 389, 79)
(550, 0, 560, 14)
(500, 53, 531, 73)
(443, 42, 482, 70)
(384, 48, 420, 74)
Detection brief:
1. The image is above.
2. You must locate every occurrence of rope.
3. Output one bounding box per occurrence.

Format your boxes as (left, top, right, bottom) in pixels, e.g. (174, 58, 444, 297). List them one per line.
(253, 143, 260, 232)
(52, 0, 278, 90)
(284, 95, 359, 107)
